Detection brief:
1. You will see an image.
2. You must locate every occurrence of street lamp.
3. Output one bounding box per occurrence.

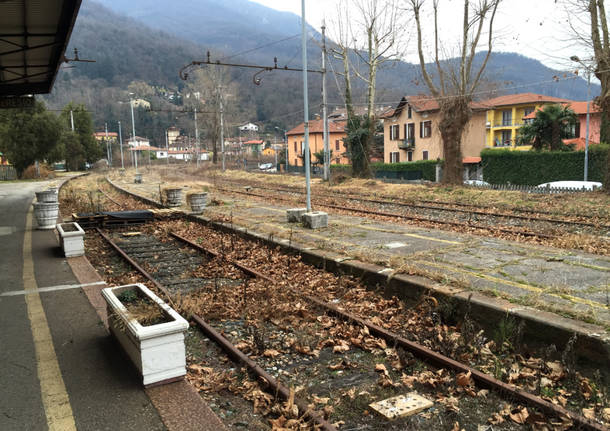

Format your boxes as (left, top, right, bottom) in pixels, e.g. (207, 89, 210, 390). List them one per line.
(570, 55, 592, 182)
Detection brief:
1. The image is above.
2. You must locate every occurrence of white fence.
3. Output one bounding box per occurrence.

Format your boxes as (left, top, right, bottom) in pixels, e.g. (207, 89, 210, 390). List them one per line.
(0, 165, 16, 180)
(466, 182, 601, 194)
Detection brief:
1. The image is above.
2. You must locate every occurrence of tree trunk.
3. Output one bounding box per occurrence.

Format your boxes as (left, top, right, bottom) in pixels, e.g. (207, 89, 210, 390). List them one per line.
(438, 99, 471, 184)
(551, 122, 560, 151)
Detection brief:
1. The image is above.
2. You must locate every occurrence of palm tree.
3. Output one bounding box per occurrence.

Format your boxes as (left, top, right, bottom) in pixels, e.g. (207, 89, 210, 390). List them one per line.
(517, 104, 577, 151)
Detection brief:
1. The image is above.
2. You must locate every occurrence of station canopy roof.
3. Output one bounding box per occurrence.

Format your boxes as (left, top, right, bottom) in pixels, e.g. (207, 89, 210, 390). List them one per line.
(0, 0, 81, 97)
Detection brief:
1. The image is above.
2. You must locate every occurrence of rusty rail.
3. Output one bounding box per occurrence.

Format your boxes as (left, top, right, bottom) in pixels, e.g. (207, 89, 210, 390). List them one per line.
(97, 228, 335, 431)
(215, 186, 556, 239)
(95, 228, 175, 308)
(191, 315, 337, 431)
(171, 230, 606, 431)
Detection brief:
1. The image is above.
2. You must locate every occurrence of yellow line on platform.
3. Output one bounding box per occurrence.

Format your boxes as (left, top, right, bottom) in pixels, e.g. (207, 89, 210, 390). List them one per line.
(23, 209, 76, 431)
(422, 260, 608, 310)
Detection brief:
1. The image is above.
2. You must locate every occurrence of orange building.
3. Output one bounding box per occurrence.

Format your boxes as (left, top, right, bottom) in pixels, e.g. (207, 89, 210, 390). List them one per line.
(286, 119, 348, 166)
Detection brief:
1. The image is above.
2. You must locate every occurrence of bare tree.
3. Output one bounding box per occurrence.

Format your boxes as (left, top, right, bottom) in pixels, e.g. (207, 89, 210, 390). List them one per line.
(329, 0, 355, 120)
(406, 0, 501, 184)
(329, 0, 404, 177)
(562, 0, 610, 190)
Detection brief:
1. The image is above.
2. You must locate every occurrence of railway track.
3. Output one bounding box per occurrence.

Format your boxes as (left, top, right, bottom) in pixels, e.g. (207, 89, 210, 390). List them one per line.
(92, 221, 606, 430)
(215, 185, 560, 240)
(212, 179, 610, 236)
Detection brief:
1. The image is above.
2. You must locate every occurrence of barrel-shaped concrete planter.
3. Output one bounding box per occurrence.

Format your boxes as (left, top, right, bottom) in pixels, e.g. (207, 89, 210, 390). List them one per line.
(164, 188, 183, 208)
(101, 283, 189, 386)
(187, 192, 208, 214)
(56, 222, 85, 257)
(35, 190, 58, 203)
(33, 202, 59, 230)
(134, 173, 143, 184)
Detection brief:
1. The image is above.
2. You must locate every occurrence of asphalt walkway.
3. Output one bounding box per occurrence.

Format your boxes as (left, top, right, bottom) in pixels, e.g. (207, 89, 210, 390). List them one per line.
(0, 180, 165, 431)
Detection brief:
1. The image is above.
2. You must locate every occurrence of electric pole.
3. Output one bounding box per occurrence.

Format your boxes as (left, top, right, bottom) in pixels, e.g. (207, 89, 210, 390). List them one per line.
(118, 121, 124, 169)
(165, 128, 169, 165)
(105, 122, 111, 167)
(130, 97, 138, 174)
(219, 85, 225, 171)
(322, 21, 330, 182)
(194, 107, 200, 167)
(302, 0, 311, 212)
(70, 110, 75, 131)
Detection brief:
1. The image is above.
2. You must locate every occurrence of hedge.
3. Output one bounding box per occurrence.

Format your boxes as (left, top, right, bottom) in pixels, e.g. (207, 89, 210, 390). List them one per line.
(331, 160, 438, 181)
(481, 145, 609, 185)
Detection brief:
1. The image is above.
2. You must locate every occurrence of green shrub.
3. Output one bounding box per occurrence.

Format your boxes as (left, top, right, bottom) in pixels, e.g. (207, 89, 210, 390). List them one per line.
(331, 160, 438, 181)
(481, 145, 609, 185)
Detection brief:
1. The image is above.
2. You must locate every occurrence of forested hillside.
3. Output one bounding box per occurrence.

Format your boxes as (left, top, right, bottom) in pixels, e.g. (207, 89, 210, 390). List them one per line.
(45, 0, 597, 147)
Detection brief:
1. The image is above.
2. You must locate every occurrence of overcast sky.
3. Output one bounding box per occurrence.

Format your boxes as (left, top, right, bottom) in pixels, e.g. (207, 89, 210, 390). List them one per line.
(251, 0, 591, 73)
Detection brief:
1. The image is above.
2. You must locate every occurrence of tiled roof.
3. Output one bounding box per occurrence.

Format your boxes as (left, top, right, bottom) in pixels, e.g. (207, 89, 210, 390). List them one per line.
(93, 132, 118, 137)
(563, 137, 599, 150)
(523, 101, 600, 119)
(243, 139, 264, 145)
(462, 156, 482, 164)
(479, 93, 570, 108)
(385, 96, 488, 119)
(286, 119, 345, 136)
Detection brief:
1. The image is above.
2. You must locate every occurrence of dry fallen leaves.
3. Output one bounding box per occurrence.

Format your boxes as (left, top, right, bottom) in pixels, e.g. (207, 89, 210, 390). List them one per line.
(509, 406, 529, 424)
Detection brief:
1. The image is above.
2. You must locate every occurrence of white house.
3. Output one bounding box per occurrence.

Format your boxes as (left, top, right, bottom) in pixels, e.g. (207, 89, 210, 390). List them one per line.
(239, 122, 259, 132)
(127, 136, 150, 148)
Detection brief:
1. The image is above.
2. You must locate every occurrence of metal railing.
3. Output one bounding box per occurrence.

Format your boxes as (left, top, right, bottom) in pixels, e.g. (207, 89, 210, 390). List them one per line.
(0, 165, 16, 180)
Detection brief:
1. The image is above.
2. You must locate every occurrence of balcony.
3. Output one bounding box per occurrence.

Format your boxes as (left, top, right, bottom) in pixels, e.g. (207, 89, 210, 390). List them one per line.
(397, 137, 415, 150)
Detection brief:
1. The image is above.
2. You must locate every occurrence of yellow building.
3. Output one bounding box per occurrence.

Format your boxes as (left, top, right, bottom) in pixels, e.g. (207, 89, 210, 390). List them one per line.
(482, 93, 569, 150)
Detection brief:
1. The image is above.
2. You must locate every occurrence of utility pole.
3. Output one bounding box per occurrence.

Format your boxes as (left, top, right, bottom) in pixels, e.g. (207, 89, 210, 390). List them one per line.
(165, 128, 169, 165)
(105, 122, 111, 166)
(301, 0, 311, 212)
(194, 107, 200, 167)
(219, 85, 225, 171)
(130, 97, 138, 174)
(70, 110, 75, 131)
(274, 135, 278, 168)
(584, 69, 591, 182)
(118, 121, 124, 169)
(321, 21, 330, 182)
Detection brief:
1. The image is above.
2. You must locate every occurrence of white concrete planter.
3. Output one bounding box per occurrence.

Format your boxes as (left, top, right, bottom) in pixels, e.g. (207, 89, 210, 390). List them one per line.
(134, 173, 143, 184)
(56, 222, 85, 257)
(101, 283, 189, 386)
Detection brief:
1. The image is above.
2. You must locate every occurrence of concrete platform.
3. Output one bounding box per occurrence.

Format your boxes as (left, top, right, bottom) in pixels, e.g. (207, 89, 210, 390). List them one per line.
(109, 175, 610, 332)
(0, 178, 225, 431)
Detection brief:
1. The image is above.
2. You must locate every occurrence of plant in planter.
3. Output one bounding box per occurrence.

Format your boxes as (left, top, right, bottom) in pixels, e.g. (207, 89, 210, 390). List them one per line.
(56, 222, 85, 257)
(186, 189, 209, 214)
(101, 283, 189, 386)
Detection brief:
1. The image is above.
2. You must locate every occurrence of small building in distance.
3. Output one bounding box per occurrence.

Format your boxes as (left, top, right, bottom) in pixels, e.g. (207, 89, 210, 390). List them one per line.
(93, 132, 118, 143)
(243, 139, 264, 155)
(239, 122, 259, 132)
(286, 119, 349, 167)
(127, 136, 150, 148)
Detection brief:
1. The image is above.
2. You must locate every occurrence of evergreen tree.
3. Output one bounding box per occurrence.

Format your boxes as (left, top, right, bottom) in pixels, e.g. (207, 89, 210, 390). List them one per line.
(517, 104, 577, 151)
(0, 101, 62, 176)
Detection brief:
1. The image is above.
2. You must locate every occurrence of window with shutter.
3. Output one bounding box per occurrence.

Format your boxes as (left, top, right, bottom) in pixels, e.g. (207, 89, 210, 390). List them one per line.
(407, 151, 413, 162)
(423, 150, 429, 160)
